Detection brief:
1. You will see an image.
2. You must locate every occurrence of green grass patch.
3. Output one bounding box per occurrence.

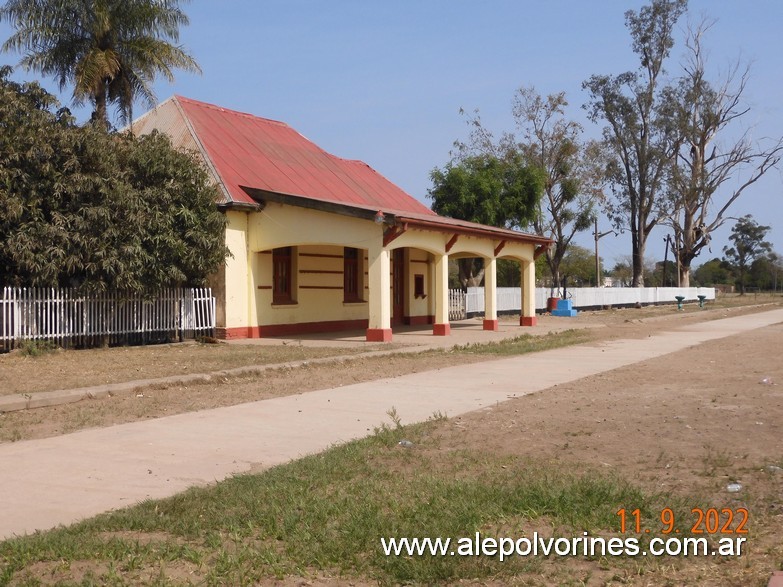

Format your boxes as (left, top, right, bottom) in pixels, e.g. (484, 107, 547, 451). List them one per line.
(452, 328, 591, 356)
(0, 416, 674, 586)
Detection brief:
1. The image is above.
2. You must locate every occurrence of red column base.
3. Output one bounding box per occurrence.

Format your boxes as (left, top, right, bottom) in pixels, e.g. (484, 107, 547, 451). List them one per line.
(433, 323, 451, 336)
(483, 319, 499, 331)
(520, 316, 537, 327)
(366, 328, 393, 342)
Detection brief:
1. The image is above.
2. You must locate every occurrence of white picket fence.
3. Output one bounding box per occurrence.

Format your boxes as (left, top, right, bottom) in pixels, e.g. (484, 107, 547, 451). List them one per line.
(0, 287, 216, 350)
(448, 289, 466, 321)
(449, 286, 717, 319)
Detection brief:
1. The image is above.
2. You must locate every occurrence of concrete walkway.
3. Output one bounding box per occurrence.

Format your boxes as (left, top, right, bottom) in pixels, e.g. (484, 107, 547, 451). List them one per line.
(1, 309, 781, 540)
(0, 316, 588, 414)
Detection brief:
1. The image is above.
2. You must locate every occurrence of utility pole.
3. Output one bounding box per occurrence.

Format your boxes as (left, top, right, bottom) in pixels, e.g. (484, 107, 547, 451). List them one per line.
(593, 217, 615, 287)
(675, 236, 681, 287)
(662, 235, 670, 287)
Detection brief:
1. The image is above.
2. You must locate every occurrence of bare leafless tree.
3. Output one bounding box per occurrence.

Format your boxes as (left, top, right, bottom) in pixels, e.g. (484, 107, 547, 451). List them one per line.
(665, 19, 783, 286)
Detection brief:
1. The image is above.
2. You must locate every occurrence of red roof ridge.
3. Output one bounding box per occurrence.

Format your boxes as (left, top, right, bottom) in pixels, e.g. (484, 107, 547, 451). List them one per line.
(330, 155, 366, 164)
(173, 95, 291, 129)
(174, 95, 339, 165)
(158, 95, 435, 216)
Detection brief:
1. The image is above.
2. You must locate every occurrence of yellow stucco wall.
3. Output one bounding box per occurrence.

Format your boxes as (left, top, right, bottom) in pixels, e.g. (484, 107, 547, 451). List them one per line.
(223, 211, 250, 330)
(248, 203, 379, 251)
(245, 205, 378, 329)
(220, 205, 541, 334)
(254, 245, 370, 326)
(406, 248, 432, 318)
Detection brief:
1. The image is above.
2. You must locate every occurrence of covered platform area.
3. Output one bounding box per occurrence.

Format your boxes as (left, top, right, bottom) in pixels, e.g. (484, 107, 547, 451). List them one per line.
(235, 188, 552, 343)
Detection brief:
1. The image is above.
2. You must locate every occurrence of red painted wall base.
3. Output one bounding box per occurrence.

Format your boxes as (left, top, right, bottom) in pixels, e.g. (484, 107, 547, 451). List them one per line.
(433, 323, 451, 336)
(483, 319, 499, 331)
(217, 327, 259, 340)
(366, 328, 393, 342)
(405, 315, 435, 326)
(520, 316, 537, 327)
(262, 319, 368, 337)
(219, 320, 369, 340)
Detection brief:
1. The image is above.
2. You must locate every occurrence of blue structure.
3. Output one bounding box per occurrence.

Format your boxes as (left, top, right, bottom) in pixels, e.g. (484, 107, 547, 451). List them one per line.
(551, 299, 578, 317)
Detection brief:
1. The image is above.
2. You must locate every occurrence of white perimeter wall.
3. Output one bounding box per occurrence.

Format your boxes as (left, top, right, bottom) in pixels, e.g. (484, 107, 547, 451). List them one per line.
(461, 287, 717, 314)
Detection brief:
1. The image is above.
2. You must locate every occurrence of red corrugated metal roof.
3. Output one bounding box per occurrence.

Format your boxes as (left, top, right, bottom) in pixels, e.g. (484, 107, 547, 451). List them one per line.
(394, 211, 552, 244)
(174, 96, 436, 216)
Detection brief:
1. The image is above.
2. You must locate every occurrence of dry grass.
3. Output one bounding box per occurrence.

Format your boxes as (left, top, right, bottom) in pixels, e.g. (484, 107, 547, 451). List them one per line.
(0, 340, 375, 396)
(0, 295, 781, 585)
(2, 292, 777, 398)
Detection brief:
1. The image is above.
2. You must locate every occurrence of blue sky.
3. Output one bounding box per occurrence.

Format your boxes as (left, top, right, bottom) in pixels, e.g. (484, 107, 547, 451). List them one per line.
(2, 0, 782, 269)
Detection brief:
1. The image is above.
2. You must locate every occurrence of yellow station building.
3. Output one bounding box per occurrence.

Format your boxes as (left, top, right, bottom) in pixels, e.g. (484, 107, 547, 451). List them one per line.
(132, 97, 551, 342)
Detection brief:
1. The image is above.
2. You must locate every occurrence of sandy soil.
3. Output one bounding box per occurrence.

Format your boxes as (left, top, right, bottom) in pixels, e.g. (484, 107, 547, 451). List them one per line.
(260, 307, 783, 586)
(0, 341, 378, 396)
(0, 302, 774, 444)
(423, 321, 783, 585)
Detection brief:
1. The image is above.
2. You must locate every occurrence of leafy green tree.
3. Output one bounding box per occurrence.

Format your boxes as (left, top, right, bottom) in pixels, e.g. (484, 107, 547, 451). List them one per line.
(494, 259, 517, 287)
(0, 66, 76, 285)
(748, 253, 779, 291)
(453, 88, 602, 294)
(513, 88, 602, 293)
(429, 153, 543, 229)
(723, 215, 772, 295)
(607, 255, 659, 287)
(428, 153, 544, 287)
(692, 258, 734, 287)
(610, 260, 633, 288)
(649, 260, 677, 287)
(1, 0, 200, 126)
(0, 67, 226, 291)
(584, 0, 687, 286)
(559, 244, 597, 287)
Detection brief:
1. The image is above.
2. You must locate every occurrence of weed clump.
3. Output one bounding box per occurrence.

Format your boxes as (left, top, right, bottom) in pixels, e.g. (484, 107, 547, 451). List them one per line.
(17, 339, 58, 357)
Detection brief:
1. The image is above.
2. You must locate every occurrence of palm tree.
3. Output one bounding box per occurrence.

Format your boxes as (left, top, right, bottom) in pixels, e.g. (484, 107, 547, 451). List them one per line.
(1, 0, 200, 127)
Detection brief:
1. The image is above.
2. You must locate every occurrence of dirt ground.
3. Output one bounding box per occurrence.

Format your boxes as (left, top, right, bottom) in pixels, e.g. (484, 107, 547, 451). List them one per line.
(2, 300, 782, 585)
(0, 296, 769, 398)
(0, 301, 776, 444)
(425, 320, 783, 586)
(0, 340, 382, 396)
(262, 304, 782, 586)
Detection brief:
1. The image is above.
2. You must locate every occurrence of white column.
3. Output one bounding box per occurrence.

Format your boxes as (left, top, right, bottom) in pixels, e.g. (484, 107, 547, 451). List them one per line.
(433, 253, 450, 335)
(366, 243, 392, 342)
(520, 259, 537, 326)
(483, 256, 498, 331)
